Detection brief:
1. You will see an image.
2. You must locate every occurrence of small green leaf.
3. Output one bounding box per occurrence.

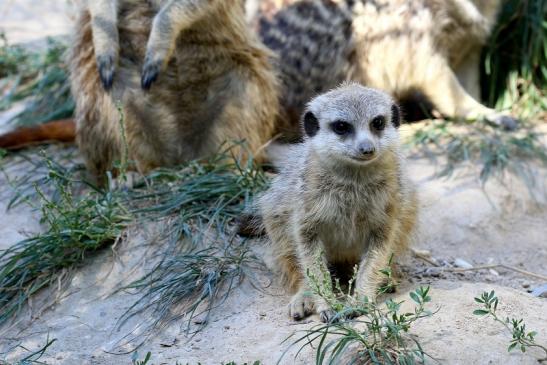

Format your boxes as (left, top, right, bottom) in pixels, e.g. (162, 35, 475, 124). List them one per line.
(473, 309, 489, 316)
(409, 291, 421, 304)
(474, 297, 484, 304)
(508, 342, 517, 352)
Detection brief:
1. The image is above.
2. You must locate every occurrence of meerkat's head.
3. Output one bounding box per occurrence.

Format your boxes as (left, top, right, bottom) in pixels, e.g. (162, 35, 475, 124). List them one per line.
(301, 83, 401, 166)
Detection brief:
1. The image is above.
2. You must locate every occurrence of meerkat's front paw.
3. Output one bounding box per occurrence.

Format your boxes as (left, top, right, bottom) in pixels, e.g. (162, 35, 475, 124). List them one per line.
(141, 55, 162, 90)
(96, 53, 117, 90)
(288, 290, 335, 322)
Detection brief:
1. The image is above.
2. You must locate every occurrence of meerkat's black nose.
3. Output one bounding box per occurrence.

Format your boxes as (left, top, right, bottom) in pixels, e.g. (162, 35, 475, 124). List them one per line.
(358, 141, 376, 156)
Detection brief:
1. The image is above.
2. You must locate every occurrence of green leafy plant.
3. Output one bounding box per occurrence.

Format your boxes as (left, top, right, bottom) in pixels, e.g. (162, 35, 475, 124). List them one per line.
(473, 290, 547, 362)
(282, 258, 435, 364)
(377, 254, 398, 295)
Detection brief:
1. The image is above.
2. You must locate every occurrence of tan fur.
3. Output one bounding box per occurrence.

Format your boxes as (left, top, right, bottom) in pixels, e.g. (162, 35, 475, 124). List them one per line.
(70, 0, 280, 181)
(258, 0, 517, 130)
(352, 0, 515, 127)
(258, 84, 417, 321)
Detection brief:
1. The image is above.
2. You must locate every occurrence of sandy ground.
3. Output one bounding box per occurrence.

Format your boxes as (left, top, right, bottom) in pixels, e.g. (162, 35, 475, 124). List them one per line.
(1, 1, 547, 364)
(0, 126, 546, 364)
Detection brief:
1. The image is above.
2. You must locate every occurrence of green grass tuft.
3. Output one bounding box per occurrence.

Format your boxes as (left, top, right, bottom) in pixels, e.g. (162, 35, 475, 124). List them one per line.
(115, 145, 268, 347)
(0, 156, 130, 327)
(407, 119, 547, 191)
(0, 144, 269, 346)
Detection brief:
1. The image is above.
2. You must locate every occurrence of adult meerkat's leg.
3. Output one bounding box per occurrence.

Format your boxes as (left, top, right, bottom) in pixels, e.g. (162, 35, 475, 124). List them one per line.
(88, 0, 119, 89)
(454, 47, 482, 101)
(290, 227, 335, 323)
(141, 0, 216, 89)
(420, 55, 518, 130)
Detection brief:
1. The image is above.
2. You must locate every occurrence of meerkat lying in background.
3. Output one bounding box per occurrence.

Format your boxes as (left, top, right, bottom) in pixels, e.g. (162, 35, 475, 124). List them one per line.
(258, 84, 417, 321)
(257, 0, 518, 130)
(69, 0, 279, 181)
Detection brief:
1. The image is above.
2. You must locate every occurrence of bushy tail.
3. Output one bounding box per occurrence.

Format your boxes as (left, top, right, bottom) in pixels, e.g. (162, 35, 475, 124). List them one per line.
(236, 212, 266, 237)
(0, 119, 76, 150)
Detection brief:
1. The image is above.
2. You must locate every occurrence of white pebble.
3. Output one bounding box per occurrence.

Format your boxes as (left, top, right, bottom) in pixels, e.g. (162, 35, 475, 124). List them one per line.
(454, 258, 473, 269)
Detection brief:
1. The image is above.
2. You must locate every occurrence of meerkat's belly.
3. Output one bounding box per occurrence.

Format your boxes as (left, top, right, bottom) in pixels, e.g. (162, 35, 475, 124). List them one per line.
(313, 191, 389, 264)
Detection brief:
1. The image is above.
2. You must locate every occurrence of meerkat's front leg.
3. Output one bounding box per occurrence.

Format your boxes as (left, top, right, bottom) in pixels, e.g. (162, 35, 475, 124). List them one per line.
(88, 0, 119, 89)
(141, 0, 214, 89)
(291, 229, 336, 323)
(355, 228, 397, 300)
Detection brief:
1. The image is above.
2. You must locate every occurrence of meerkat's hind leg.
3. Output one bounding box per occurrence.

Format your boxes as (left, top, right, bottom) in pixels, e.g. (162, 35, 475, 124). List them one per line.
(420, 55, 519, 130)
(88, 0, 119, 89)
(454, 47, 482, 101)
(141, 0, 212, 89)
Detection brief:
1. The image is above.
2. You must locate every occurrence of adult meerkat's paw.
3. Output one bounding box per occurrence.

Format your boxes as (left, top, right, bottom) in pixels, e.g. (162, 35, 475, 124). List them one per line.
(96, 52, 117, 90)
(141, 54, 163, 90)
(489, 114, 519, 131)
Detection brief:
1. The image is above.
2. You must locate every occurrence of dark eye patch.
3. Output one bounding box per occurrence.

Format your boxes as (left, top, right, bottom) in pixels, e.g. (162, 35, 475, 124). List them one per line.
(303, 111, 319, 137)
(330, 120, 353, 136)
(371, 116, 386, 131)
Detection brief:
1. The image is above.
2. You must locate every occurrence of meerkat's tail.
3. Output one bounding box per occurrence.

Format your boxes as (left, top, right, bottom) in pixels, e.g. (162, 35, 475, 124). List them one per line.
(0, 119, 76, 150)
(236, 212, 266, 237)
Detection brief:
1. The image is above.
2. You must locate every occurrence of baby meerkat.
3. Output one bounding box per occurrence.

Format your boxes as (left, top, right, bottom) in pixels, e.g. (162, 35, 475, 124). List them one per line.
(258, 83, 417, 322)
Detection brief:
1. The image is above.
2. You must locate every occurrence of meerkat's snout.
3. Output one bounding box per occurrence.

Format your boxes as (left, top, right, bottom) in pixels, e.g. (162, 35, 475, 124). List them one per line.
(356, 139, 376, 159)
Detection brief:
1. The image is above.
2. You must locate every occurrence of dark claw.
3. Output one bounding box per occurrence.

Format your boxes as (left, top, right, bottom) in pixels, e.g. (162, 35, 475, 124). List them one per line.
(319, 309, 337, 323)
(96, 54, 115, 90)
(141, 60, 161, 90)
(292, 313, 302, 321)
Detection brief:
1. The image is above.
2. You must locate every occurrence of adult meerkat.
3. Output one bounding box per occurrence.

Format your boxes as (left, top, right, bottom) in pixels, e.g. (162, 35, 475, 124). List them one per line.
(257, 0, 356, 134)
(69, 0, 279, 181)
(257, 0, 518, 130)
(258, 84, 417, 321)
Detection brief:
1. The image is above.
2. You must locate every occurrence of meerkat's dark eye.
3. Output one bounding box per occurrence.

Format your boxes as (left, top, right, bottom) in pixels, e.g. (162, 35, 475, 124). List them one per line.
(371, 116, 386, 131)
(330, 121, 353, 136)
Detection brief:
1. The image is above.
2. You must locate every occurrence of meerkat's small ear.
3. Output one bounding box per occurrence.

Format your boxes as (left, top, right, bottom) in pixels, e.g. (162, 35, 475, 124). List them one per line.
(391, 104, 401, 128)
(303, 111, 319, 137)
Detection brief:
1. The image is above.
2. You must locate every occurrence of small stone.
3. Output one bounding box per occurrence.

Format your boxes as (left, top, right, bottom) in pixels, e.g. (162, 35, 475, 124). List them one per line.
(531, 284, 547, 298)
(522, 283, 530, 289)
(224, 325, 230, 330)
(454, 258, 473, 269)
(259, 312, 266, 317)
(488, 269, 499, 276)
(413, 249, 432, 257)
